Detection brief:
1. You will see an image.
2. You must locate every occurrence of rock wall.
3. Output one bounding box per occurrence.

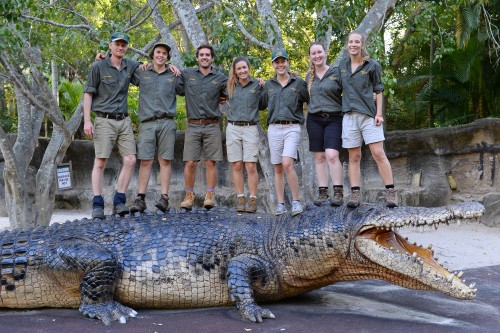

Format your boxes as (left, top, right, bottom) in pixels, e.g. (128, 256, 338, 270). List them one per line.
(0, 118, 499, 226)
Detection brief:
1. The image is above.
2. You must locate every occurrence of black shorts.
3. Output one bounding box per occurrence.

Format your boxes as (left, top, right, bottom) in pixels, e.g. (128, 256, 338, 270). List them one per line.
(306, 112, 343, 152)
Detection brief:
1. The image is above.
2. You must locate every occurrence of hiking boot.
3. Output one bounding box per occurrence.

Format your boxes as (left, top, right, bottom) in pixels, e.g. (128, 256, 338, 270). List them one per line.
(203, 192, 215, 210)
(331, 187, 344, 207)
(113, 203, 130, 215)
(386, 188, 398, 208)
(91, 206, 104, 219)
(236, 196, 246, 212)
(246, 197, 258, 213)
(291, 200, 303, 216)
(155, 194, 170, 212)
(181, 192, 195, 210)
(313, 187, 329, 206)
(129, 196, 146, 213)
(347, 189, 361, 208)
(275, 203, 287, 216)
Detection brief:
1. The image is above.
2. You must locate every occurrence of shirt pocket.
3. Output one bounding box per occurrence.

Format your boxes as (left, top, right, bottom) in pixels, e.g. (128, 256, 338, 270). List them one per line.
(100, 77, 119, 96)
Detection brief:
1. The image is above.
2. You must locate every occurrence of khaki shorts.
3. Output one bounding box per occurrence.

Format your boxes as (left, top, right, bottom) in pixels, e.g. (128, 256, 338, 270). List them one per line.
(226, 123, 259, 163)
(267, 124, 301, 164)
(93, 116, 136, 158)
(183, 123, 223, 161)
(342, 112, 385, 148)
(137, 118, 177, 160)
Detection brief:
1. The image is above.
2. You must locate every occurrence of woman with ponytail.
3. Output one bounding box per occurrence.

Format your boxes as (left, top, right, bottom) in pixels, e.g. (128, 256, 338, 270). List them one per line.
(305, 42, 344, 206)
(339, 31, 398, 208)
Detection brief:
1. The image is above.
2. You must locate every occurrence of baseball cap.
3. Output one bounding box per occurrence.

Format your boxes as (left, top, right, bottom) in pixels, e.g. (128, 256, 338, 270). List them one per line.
(149, 42, 172, 60)
(110, 32, 130, 44)
(271, 48, 289, 61)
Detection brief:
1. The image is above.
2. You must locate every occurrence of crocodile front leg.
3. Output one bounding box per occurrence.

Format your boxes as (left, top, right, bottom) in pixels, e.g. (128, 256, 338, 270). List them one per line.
(54, 239, 137, 325)
(226, 254, 276, 322)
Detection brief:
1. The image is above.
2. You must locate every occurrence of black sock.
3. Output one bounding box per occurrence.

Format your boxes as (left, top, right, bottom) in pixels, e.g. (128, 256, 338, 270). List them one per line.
(351, 186, 360, 191)
(138, 193, 146, 200)
(385, 184, 394, 189)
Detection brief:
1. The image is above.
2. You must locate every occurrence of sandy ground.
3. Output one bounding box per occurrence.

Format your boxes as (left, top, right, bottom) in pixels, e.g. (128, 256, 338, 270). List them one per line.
(1, 210, 499, 270)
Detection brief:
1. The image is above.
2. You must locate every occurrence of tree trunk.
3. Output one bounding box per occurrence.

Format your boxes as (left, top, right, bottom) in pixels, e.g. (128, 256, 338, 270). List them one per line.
(2, 85, 44, 228)
(169, 0, 207, 48)
(257, 125, 276, 212)
(256, 0, 284, 49)
(332, 0, 398, 66)
(316, 4, 333, 51)
(147, 0, 184, 68)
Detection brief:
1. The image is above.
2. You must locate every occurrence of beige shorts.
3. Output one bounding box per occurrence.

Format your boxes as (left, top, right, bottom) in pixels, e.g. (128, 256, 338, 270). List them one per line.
(93, 116, 136, 158)
(183, 123, 223, 161)
(226, 123, 259, 162)
(342, 112, 385, 148)
(267, 123, 301, 164)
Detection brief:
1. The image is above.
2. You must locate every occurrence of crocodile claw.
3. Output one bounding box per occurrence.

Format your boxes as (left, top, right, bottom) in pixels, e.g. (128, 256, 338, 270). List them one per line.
(79, 301, 138, 325)
(239, 302, 275, 323)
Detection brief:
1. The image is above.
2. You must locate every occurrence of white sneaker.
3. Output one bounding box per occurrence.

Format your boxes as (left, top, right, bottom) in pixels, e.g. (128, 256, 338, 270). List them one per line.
(275, 203, 287, 216)
(291, 200, 303, 216)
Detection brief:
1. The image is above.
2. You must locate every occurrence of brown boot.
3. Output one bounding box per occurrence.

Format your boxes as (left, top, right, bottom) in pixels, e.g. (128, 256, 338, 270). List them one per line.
(347, 189, 361, 208)
(203, 192, 215, 209)
(155, 194, 170, 212)
(130, 195, 146, 213)
(181, 192, 195, 210)
(236, 196, 246, 212)
(313, 187, 329, 206)
(386, 188, 398, 208)
(330, 187, 344, 206)
(246, 197, 258, 213)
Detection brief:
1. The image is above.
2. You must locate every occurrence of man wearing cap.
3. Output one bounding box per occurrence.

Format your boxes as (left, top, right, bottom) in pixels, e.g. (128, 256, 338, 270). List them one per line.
(83, 32, 140, 219)
(260, 48, 309, 216)
(178, 44, 228, 210)
(127, 42, 183, 214)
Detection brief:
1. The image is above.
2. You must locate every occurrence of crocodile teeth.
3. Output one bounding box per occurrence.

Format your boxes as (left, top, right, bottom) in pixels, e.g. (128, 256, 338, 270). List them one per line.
(469, 282, 476, 288)
(457, 271, 464, 278)
(447, 274, 455, 282)
(412, 252, 417, 258)
(427, 244, 433, 250)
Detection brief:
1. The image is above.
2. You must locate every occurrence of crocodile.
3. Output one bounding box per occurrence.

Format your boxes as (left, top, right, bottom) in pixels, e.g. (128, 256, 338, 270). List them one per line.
(0, 202, 484, 325)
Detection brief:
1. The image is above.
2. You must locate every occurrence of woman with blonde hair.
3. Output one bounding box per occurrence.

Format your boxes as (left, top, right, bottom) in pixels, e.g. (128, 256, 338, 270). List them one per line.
(339, 31, 398, 208)
(305, 41, 344, 206)
(225, 56, 264, 213)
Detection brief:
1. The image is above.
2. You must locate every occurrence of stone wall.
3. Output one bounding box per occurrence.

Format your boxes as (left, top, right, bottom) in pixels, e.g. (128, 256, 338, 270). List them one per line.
(0, 118, 499, 226)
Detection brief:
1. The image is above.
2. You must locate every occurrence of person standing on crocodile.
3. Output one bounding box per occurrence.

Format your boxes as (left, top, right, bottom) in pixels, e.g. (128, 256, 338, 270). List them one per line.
(306, 41, 344, 207)
(127, 42, 184, 214)
(83, 32, 140, 219)
(225, 56, 264, 213)
(179, 44, 228, 210)
(339, 31, 398, 208)
(260, 48, 309, 216)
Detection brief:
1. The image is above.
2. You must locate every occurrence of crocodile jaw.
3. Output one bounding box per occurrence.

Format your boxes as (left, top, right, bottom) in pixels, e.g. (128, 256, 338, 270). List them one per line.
(352, 202, 484, 300)
(355, 229, 476, 299)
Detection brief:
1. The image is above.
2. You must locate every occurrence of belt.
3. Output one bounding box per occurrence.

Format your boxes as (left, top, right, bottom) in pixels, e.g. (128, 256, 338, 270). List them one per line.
(95, 112, 128, 120)
(272, 120, 300, 125)
(147, 114, 175, 121)
(314, 112, 338, 118)
(188, 118, 219, 125)
(228, 121, 257, 126)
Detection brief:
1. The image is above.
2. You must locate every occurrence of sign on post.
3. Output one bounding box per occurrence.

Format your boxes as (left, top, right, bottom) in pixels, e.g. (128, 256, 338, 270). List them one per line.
(56, 162, 73, 190)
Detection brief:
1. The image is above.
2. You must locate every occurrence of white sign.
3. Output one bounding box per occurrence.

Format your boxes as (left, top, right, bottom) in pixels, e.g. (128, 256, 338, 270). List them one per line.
(57, 163, 72, 190)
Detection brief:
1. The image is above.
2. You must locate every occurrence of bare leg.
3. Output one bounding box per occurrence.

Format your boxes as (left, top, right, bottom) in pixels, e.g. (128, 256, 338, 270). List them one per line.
(245, 162, 258, 197)
(232, 161, 245, 194)
(116, 154, 136, 193)
(282, 156, 300, 201)
(136, 160, 153, 194)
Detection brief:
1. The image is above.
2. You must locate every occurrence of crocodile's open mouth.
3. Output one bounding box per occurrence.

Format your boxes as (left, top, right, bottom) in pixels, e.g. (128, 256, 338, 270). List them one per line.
(352, 202, 484, 299)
